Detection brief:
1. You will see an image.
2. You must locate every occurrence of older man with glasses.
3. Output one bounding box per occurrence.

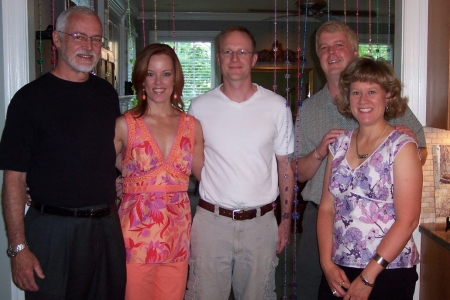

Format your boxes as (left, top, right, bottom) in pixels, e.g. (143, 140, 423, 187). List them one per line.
(0, 6, 125, 300)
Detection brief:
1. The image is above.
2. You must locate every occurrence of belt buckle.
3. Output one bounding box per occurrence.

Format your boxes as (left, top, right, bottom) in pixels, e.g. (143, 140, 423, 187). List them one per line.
(89, 207, 104, 219)
(232, 209, 243, 220)
(89, 208, 97, 219)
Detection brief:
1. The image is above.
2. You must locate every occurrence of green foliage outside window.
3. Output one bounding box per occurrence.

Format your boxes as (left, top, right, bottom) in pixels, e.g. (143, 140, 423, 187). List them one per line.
(358, 44, 392, 62)
(165, 42, 213, 111)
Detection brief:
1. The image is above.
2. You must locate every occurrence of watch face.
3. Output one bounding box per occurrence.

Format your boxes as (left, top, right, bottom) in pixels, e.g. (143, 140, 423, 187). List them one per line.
(6, 246, 17, 257)
(6, 243, 27, 257)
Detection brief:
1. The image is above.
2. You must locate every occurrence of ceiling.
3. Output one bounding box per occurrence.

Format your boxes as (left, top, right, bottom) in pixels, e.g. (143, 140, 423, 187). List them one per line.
(128, 0, 395, 21)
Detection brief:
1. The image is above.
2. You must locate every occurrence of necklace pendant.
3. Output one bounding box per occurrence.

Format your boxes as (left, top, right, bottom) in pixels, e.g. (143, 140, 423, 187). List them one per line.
(357, 154, 368, 159)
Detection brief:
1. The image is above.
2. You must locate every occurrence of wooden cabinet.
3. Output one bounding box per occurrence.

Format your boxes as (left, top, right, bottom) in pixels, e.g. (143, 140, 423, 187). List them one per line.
(419, 224, 450, 299)
(426, 0, 450, 129)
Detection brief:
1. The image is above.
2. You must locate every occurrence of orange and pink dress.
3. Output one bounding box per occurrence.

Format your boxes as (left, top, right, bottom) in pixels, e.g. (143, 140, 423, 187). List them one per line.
(119, 112, 195, 264)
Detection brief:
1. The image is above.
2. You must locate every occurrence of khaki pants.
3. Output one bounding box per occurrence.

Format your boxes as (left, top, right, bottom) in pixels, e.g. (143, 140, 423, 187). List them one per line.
(185, 206, 279, 300)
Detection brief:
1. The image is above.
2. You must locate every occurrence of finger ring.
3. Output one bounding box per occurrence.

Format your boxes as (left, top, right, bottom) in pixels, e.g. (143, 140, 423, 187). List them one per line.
(332, 290, 337, 296)
(339, 280, 345, 287)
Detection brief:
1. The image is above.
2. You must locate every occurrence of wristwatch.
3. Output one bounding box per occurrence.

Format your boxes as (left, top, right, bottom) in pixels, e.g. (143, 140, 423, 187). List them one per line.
(6, 243, 28, 257)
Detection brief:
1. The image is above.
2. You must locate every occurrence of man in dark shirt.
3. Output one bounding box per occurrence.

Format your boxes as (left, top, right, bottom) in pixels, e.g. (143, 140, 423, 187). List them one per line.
(0, 7, 125, 300)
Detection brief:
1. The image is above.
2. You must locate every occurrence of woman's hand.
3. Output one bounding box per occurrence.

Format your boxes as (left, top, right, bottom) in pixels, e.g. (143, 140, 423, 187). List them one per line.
(343, 275, 373, 300)
(323, 263, 350, 298)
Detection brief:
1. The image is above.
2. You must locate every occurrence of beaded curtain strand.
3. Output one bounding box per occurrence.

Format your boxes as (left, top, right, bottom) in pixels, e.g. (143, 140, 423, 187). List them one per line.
(292, 1, 310, 298)
(375, 0, 380, 58)
(356, 0, 359, 37)
(141, 0, 146, 46)
(344, 0, 347, 23)
(387, 0, 391, 62)
(172, 0, 176, 47)
(272, 0, 278, 93)
(37, 0, 44, 76)
(368, 0, 372, 55)
(51, 0, 56, 68)
(154, 0, 157, 42)
(280, 0, 291, 298)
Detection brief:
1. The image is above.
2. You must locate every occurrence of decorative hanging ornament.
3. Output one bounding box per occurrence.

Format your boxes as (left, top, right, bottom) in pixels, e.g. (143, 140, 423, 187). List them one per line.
(51, 0, 56, 68)
(142, 0, 146, 46)
(154, 0, 158, 42)
(172, 0, 176, 46)
(37, 0, 44, 76)
(368, 0, 372, 55)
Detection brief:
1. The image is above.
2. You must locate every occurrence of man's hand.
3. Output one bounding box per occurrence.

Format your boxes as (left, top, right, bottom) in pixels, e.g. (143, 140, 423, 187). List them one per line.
(316, 129, 346, 159)
(395, 125, 418, 144)
(276, 220, 291, 254)
(11, 248, 44, 291)
(115, 176, 123, 200)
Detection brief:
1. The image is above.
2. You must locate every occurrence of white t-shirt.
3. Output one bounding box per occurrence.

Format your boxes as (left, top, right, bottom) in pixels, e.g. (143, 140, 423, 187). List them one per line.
(188, 84, 294, 209)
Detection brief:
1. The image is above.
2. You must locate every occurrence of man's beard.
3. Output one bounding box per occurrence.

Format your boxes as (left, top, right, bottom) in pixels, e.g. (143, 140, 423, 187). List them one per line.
(61, 44, 99, 73)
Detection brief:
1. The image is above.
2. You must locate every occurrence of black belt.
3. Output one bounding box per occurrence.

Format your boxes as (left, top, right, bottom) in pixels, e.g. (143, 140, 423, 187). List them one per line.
(198, 199, 274, 221)
(32, 202, 115, 218)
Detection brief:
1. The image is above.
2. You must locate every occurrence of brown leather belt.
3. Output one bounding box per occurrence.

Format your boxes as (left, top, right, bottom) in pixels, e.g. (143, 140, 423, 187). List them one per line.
(198, 199, 274, 221)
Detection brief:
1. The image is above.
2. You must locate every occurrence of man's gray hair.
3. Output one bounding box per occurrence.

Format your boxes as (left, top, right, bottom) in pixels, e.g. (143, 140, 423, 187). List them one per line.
(56, 6, 101, 33)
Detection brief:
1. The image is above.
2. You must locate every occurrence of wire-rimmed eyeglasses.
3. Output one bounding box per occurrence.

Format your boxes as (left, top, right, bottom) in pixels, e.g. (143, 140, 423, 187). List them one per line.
(57, 31, 106, 46)
(219, 49, 254, 57)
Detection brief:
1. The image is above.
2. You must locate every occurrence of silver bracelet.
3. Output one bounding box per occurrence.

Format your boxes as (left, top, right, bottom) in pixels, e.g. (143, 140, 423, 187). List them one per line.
(372, 253, 390, 268)
(313, 149, 324, 161)
(359, 274, 375, 287)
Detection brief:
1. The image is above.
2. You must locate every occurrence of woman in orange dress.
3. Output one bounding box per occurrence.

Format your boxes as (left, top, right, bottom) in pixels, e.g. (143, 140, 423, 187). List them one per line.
(114, 43, 204, 300)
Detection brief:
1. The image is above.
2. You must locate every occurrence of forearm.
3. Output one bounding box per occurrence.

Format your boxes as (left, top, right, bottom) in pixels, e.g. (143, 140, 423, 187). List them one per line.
(317, 206, 336, 269)
(362, 218, 419, 283)
(278, 156, 294, 220)
(296, 150, 324, 182)
(2, 171, 28, 245)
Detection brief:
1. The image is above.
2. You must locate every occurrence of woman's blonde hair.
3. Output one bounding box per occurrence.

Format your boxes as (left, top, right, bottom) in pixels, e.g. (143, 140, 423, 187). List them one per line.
(335, 56, 407, 121)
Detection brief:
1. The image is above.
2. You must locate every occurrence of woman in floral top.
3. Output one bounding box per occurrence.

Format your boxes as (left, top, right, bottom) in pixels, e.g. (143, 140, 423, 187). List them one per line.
(317, 57, 422, 300)
(114, 44, 204, 300)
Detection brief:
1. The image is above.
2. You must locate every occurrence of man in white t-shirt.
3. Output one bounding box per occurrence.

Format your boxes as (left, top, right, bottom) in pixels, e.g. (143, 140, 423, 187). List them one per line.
(184, 26, 295, 300)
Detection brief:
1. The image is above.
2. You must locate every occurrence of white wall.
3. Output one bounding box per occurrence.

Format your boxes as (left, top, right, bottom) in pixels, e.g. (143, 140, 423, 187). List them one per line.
(0, 0, 29, 298)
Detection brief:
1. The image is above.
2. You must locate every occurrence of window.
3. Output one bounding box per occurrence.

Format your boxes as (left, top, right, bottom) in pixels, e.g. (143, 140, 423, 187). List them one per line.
(151, 31, 219, 111)
(359, 43, 393, 61)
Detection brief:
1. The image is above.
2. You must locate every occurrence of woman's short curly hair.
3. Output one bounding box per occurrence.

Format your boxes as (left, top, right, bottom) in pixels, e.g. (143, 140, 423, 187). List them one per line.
(335, 56, 408, 121)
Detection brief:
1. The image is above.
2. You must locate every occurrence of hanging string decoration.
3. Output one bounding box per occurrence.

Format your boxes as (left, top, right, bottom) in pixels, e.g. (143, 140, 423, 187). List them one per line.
(90, 0, 94, 11)
(387, 0, 392, 62)
(172, 0, 176, 47)
(327, 0, 330, 21)
(368, 0, 372, 55)
(272, 0, 278, 93)
(344, 0, 347, 24)
(51, 0, 57, 69)
(374, 0, 380, 58)
(280, 0, 291, 297)
(292, 1, 310, 299)
(154, 0, 158, 42)
(142, 0, 146, 46)
(37, 0, 44, 76)
(356, 0, 359, 37)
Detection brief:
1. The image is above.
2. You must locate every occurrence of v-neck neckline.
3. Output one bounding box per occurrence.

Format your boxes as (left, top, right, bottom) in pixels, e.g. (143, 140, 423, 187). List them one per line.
(346, 129, 394, 171)
(138, 113, 184, 163)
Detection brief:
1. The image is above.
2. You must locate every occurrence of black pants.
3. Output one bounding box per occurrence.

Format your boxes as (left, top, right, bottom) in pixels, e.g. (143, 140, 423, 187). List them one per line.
(24, 206, 126, 300)
(318, 265, 418, 300)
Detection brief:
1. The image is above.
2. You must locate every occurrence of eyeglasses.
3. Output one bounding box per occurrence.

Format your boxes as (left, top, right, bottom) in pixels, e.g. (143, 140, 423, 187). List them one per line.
(220, 49, 254, 57)
(57, 31, 105, 46)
